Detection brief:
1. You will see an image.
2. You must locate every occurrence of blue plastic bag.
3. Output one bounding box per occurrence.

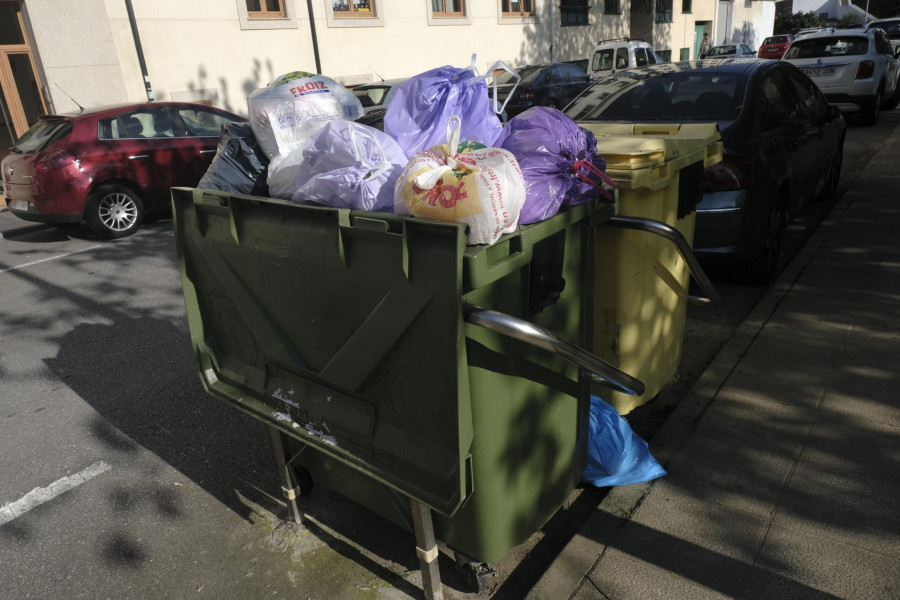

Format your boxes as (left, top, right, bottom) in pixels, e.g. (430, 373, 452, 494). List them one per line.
(495, 107, 616, 224)
(582, 395, 667, 487)
(384, 58, 508, 158)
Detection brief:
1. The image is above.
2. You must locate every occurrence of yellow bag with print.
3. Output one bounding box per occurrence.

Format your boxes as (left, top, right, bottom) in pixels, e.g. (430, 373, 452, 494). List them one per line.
(394, 116, 525, 245)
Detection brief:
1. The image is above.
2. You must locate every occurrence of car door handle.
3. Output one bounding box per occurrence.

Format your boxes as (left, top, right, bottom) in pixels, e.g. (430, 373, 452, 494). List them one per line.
(128, 154, 150, 160)
(199, 149, 217, 154)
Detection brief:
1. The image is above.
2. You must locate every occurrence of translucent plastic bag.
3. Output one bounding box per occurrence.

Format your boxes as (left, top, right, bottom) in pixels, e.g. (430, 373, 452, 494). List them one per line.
(384, 57, 517, 158)
(394, 116, 525, 245)
(248, 71, 364, 198)
(495, 107, 616, 225)
(582, 395, 667, 487)
(291, 120, 407, 212)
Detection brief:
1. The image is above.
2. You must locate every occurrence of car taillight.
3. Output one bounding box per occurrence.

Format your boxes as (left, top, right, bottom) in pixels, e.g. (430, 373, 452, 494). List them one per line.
(703, 155, 753, 191)
(856, 60, 875, 79)
(35, 148, 76, 173)
(519, 86, 535, 101)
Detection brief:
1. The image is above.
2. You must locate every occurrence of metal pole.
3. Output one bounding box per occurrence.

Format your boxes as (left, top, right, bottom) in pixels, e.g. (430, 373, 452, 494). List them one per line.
(306, 0, 322, 75)
(125, 0, 154, 101)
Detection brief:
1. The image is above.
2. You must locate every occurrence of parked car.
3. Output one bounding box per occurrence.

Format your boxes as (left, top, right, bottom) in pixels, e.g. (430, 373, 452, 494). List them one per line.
(565, 59, 846, 283)
(493, 63, 592, 117)
(867, 17, 900, 52)
(757, 34, 794, 59)
(703, 43, 756, 59)
(2, 102, 245, 238)
(587, 38, 661, 79)
(351, 78, 408, 115)
(782, 27, 900, 125)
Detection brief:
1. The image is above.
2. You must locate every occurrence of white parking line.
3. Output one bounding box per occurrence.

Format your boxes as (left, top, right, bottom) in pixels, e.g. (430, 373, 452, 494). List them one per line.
(0, 461, 112, 525)
(0, 244, 102, 274)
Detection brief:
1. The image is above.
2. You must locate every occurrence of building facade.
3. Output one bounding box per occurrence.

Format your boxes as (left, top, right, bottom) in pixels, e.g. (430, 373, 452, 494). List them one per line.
(1, 0, 775, 144)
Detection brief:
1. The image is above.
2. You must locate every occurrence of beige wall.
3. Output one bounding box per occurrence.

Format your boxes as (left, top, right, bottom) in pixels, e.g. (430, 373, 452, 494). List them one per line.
(20, 1, 774, 119)
(23, 0, 128, 114)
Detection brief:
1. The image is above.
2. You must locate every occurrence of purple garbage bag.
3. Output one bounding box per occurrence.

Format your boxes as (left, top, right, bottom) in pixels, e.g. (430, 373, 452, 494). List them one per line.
(290, 120, 407, 212)
(384, 63, 504, 158)
(495, 107, 616, 224)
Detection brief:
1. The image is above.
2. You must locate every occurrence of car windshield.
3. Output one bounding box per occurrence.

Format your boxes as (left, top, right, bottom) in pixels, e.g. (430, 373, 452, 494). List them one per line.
(497, 66, 543, 85)
(784, 37, 868, 59)
(708, 46, 736, 56)
(9, 118, 72, 154)
(353, 86, 390, 107)
(566, 71, 746, 123)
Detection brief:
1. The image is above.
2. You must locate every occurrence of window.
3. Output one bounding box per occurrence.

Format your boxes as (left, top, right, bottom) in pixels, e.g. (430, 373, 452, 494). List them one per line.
(237, 0, 296, 29)
(655, 0, 672, 23)
(605, 0, 621, 14)
(561, 0, 589, 26)
(501, 0, 533, 16)
(247, 0, 286, 18)
(635, 48, 650, 66)
(679, 47, 690, 60)
(177, 108, 235, 137)
(333, 0, 376, 17)
(432, 0, 464, 16)
(682, 0, 691, 12)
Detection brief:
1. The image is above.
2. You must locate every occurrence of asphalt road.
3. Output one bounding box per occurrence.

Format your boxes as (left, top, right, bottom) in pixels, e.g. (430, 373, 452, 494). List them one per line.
(0, 110, 893, 600)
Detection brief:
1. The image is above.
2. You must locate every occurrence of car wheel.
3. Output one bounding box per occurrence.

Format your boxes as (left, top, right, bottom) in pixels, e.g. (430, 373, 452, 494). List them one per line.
(882, 76, 900, 110)
(815, 140, 843, 203)
(85, 184, 145, 239)
(738, 199, 786, 285)
(861, 88, 882, 125)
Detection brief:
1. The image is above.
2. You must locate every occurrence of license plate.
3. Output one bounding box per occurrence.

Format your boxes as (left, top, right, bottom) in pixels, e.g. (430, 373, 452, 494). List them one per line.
(802, 67, 835, 77)
(10, 199, 29, 211)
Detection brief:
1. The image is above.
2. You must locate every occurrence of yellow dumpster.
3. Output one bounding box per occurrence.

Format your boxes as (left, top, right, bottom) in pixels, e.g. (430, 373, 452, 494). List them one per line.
(580, 123, 722, 414)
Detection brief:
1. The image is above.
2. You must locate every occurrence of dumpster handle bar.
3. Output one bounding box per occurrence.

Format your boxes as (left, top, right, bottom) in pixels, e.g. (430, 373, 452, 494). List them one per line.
(462, 303, 645, 396)
(606, 215, 721, 305)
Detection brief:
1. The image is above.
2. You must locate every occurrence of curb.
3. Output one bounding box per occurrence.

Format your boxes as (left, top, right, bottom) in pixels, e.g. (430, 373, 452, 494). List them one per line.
(526, 120, 900, 600)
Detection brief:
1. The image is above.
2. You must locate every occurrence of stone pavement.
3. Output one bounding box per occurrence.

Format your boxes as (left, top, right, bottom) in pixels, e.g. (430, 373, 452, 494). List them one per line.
(528, 127, 900, 600)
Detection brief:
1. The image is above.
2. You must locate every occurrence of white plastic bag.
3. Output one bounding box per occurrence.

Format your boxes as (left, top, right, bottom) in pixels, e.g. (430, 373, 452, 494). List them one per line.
(248, 71, 364, 198)
(394, 116, 526, 245)
(291, 120, 407, 212)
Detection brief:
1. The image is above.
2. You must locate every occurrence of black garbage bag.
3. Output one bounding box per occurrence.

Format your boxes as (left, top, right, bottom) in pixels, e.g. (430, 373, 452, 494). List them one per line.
(198, 122, 270, 196)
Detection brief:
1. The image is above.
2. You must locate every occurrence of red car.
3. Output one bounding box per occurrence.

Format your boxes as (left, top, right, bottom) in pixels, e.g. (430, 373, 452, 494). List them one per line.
(757, 34, 794, 60)
(1, 102, 245, 238)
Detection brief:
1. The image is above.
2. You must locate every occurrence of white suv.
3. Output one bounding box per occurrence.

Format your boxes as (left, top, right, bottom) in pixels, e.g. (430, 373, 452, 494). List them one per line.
(587, 38, 661, 79)
(782, 27, 900, 125)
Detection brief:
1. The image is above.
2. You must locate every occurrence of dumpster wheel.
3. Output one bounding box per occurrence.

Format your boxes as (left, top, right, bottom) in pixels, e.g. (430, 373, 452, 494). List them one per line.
(453, 552, 497, 593)
(292, 466, 315, 497)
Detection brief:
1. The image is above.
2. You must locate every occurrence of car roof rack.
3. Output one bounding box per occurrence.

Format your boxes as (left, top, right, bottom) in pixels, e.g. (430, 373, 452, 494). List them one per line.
(597, 37, 632, 44)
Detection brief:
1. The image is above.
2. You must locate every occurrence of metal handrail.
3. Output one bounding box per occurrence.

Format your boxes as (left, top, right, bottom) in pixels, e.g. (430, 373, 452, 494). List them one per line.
(606, 215, 721, 305)
(462, 303, 645, 396)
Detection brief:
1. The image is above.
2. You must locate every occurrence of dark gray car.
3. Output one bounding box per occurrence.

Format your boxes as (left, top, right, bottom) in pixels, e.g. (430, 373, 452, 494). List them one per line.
(565, 59, 846, 283)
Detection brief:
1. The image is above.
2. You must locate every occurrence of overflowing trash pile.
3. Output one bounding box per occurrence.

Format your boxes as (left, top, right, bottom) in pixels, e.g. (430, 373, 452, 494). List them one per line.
(199, 61, 617, 246)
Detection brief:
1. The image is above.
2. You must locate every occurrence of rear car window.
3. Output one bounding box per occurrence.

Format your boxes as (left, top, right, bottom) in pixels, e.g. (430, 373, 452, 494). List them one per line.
(763, 36, 789, 45)
(784, 37, 868, 59)
(9, 119, 72, 154)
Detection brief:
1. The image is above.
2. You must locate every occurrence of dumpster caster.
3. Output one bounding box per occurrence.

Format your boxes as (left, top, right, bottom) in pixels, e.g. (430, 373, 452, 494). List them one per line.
(453, 552, 497, 593)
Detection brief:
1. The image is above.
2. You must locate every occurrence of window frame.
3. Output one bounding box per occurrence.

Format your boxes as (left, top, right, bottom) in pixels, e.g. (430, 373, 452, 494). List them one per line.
(428, 0, 470, 25)
(432, 0, 465, 17)
(325, 0, 384, 27)
(237, 0, 297, 30)
(247, 0, 286, 18)
(498, 0, 537, 24)
(331, 0, 377, 18)
(605, 0, 622, 15)
(500, 0, 534, 17)
(655, 0, 673, 24)
(560, 0, 590, 27)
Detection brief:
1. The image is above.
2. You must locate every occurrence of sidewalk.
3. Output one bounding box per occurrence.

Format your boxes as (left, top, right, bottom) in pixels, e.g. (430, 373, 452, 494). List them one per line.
(529, 129, 900, 599)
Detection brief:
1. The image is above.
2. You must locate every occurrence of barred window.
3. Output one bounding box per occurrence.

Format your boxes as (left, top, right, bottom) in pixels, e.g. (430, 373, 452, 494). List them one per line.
(655, 0, 673, 23)
(561, 0, 589, 26)
(605, 0, 621, 15)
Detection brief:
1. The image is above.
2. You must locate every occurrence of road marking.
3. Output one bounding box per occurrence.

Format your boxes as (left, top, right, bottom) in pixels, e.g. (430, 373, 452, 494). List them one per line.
(0, 461, 112, 525)
(0, 244, 102, 274)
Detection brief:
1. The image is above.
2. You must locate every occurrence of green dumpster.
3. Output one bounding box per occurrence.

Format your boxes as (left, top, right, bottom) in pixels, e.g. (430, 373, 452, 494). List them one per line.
(171, 187, 641, 589)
